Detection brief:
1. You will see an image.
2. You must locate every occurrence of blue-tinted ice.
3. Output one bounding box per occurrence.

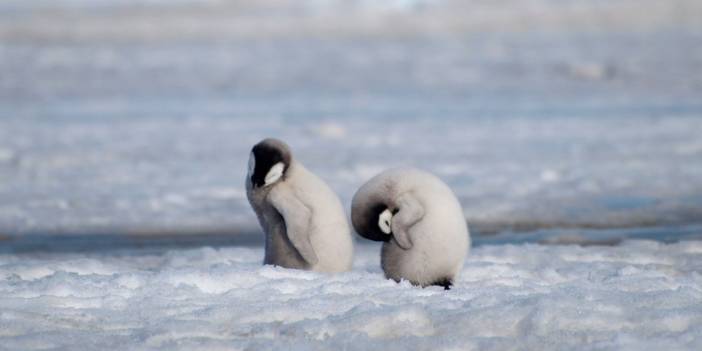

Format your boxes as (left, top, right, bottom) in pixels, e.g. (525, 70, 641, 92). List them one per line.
(0, 0, 701, 242)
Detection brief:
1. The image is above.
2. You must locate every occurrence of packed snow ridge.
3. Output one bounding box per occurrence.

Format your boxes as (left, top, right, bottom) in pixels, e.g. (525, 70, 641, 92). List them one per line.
(1, 240, 701, 350)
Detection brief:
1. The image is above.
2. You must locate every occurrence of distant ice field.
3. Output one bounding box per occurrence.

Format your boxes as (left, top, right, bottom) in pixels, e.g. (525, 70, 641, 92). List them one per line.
(2, 104, 701, 235)
(0, 0, 701, 237)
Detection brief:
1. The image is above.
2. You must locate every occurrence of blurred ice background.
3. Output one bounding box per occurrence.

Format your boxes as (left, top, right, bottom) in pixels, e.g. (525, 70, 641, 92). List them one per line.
(1, 0, 701, 240)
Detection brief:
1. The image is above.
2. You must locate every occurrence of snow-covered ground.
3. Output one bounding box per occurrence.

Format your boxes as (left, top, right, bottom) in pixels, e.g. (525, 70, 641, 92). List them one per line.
(1, 241, 702, 350)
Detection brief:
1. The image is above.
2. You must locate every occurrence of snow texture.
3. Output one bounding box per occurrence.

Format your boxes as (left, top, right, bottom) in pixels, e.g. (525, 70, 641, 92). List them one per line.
(1, 241, 702, 350)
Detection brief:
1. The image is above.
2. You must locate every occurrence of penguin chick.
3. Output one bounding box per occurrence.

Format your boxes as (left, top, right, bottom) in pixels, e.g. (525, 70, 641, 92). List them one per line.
(351, 168, 469, 289)
(246, 138, 353, 272)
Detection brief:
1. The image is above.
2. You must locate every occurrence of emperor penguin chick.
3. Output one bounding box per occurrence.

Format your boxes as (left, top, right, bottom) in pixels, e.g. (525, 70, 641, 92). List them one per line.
(246, 138, 353, 272)
(351, 168, 469, 289)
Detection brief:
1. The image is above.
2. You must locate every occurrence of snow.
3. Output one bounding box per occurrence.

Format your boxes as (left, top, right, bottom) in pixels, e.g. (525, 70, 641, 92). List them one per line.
(1, 241, 702, 350)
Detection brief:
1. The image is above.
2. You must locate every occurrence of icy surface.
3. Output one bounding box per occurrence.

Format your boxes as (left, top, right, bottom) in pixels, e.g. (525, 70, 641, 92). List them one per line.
(0, 0, 701, 235)
(2, 109, 702, 234)
(1, 241, 701, 350)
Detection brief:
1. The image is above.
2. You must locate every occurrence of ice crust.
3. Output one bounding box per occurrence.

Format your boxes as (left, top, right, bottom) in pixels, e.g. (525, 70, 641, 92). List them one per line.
(1, 241, 701, 350)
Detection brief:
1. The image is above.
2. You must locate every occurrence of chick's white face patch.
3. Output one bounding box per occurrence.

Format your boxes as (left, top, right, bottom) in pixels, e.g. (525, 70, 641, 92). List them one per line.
(247, 152, 255, 176)
(378, 209, 393, 234)
(264, 162, 285, 186)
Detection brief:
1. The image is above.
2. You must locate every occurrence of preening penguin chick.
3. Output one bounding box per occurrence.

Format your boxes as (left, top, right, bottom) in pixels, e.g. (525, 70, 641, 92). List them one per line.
(351, 168, 470, 289)
(246, 138, 353, 273)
